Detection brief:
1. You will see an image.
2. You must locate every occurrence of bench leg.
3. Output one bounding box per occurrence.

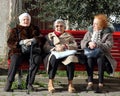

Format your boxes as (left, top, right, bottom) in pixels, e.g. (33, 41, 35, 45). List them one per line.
(18, 70, 23, 89)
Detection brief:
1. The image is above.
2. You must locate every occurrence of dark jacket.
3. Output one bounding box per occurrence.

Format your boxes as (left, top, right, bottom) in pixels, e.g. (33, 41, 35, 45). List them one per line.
(7, 24, 45, 58)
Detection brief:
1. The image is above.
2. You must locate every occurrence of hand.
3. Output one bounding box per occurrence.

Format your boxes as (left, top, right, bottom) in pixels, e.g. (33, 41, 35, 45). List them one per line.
(19, 38, 36, 46)
(23, 39, 32, 46)
(88, 42, 96, 49)
(23, 39, 34, 46)
(55, 44, 65, 52)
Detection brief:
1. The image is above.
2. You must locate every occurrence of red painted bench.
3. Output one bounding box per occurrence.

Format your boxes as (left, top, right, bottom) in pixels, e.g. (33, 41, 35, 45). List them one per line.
(8, 30, 120, 71)
(7, 30, 120, 87)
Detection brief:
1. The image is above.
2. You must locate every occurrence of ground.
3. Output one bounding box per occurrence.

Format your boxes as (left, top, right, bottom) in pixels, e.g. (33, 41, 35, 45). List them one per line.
(0, 61, 8, 75)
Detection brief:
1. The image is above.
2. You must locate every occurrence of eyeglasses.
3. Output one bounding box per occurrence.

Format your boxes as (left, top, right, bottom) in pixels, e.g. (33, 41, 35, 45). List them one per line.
(55, 25, 64, 28)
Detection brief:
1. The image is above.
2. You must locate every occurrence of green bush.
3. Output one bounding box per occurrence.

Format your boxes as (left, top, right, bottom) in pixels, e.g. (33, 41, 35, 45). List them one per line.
(12, 80, 26, 89)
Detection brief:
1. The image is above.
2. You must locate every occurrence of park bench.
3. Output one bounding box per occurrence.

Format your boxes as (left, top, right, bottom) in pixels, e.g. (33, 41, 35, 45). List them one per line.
(7, 30, 120, 87)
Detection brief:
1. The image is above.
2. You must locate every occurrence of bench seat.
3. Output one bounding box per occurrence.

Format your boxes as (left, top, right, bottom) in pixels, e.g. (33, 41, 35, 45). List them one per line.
(8, 30, 120, 72)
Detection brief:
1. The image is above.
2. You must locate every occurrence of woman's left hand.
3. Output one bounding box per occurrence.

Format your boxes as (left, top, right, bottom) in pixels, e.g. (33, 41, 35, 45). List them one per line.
(55, 44, 65, 52)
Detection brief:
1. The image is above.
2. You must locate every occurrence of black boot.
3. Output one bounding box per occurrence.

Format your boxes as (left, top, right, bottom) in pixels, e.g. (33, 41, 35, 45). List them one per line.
(4, 81, 13, 92)
(94, 86, 103, 93)
(26, 84, 35, 91)
(18, 84, 22, 89)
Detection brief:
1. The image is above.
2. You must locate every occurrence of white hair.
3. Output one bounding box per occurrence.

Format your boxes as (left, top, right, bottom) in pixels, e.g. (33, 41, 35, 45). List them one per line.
(54, 19, 66, 28)
(18, 13, 31, 23)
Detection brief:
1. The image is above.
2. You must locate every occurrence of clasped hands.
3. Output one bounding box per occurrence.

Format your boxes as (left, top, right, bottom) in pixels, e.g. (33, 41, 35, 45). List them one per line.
(88, 42, 97, 49)
(55, 44, 67, 52)
(19, 38, 35, 46)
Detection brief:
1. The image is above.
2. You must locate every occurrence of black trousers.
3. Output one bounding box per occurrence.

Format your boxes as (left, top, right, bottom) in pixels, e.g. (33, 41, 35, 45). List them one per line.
(85, 54, 105, 83)
(8, 53, 41, 85)
(48, 55, 75, 80)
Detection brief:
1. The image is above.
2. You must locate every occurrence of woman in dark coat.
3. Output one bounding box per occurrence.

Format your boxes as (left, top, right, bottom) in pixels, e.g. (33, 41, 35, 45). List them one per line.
(43, 19, 78, 93)
(4, 13, 45, 92)
(81, 14, 117, 93)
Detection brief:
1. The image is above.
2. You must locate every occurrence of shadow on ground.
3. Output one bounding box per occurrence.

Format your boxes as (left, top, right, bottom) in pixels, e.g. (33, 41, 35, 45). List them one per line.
(34, 78, 120, 94)
(0, 68, 8, 75)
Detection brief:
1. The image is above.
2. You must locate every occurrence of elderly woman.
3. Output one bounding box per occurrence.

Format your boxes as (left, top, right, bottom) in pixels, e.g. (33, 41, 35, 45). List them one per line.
(44, 19, 78, 93)
(4, 13, 45, 92)
(81, 14, 117, 93)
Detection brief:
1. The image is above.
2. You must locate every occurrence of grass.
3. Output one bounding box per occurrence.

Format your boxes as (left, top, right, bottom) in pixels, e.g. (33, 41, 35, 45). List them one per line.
(56, 70, 87, 77)
(34, 82, 47, 88)
(12, 80, 26, 89)
(37, 70, 87, 77)
(0, 58, 3, 62)
(34, 70, 87, 77)
(12, 80, 47, 89)
(20, 70, 120, 78)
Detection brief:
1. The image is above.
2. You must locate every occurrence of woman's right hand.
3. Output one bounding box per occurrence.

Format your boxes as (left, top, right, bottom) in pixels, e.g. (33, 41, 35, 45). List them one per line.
(19, 39, 34, 46)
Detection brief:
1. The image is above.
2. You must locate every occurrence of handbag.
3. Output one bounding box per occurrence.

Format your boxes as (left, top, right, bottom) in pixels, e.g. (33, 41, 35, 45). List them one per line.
(21, 44, 41, 54)
(21, 44, 31, 53)
(84, 48, 102, 58)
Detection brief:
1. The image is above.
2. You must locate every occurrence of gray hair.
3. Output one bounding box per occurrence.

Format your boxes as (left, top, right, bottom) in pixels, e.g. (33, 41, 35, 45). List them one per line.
(53, 19, 66, 28)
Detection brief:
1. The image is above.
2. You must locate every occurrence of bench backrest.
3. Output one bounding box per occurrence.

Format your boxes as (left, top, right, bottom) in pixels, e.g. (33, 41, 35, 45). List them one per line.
(8, 30, 120, 71)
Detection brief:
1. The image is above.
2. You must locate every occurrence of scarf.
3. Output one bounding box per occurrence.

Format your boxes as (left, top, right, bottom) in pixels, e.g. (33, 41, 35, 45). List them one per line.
(54, 31, 62, 37)
(91, 30, 102, 42)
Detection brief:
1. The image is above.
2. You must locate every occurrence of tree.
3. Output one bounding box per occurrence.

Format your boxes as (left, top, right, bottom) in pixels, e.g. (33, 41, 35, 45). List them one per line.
(9, 0, 23, 28)
(22, 0, 120, 30)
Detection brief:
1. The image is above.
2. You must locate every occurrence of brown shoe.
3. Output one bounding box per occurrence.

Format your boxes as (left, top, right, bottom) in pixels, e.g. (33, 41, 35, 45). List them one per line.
(68, 84, 76, 93)
(48, 79, 55, 93)
(48, 85, 55, 93)
(86, 83, 93, 91)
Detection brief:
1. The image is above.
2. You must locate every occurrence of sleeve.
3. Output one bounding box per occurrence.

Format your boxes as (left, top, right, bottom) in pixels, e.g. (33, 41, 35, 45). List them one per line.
(80, 31, 91, 49)
(43, 35, 55, 53)
(7, 28, 20, 49)
(97, 33, 114, 52)
(67, 34, 78, 50)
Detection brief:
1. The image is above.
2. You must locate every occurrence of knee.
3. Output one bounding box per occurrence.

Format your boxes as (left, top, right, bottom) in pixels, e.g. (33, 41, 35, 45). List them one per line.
(67, 63, 75, 68)
(50, 55, 57, 61)
(33, 54, 42, 65)
(49, 55, 57, 64)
